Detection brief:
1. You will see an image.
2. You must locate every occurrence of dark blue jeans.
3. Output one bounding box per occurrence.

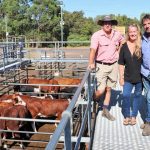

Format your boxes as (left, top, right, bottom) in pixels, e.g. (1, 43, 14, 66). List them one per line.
(122, 81, 142, 118)
(142, 76, 150, 122)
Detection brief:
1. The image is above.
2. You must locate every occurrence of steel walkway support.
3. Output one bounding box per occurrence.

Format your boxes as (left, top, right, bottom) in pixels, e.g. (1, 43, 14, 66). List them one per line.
(92, 85, 150, 150)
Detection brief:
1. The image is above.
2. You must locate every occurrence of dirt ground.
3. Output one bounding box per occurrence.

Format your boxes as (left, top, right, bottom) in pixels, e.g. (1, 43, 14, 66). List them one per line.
(25, 124, 58, 150)
(4, 123, 60, 150)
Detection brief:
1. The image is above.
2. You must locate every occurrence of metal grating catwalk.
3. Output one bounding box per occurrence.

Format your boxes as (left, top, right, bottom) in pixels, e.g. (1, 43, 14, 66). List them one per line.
(92, 84, 150, 150)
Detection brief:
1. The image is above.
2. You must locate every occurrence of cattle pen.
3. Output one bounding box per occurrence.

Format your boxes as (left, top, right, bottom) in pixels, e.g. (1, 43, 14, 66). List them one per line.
(1, 41, 150, 150)
(0, 41, 97, 150)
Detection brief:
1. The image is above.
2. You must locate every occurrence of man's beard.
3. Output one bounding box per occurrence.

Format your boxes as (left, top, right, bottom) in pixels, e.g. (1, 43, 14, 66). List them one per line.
(145, 32, 150, 38)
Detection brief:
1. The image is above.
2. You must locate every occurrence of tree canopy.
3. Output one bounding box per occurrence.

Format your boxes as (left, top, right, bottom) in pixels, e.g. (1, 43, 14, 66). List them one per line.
(0, 0, 147, 43)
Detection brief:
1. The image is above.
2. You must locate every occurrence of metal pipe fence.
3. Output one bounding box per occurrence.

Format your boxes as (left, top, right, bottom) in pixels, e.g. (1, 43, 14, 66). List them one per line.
(45, 69, 96, 150)
(0, 41, 90, 49)
(0, 42, 96, 149)
(0, 117, 60, 148)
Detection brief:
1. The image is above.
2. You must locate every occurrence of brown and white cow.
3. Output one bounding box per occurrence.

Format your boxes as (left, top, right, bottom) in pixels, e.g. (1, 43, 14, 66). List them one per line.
(53, 77, 82, 98)
(14, 95, 69, 132)
(54, 77, 81, 90)
(0, 94, 14, 101)
(0, 105, 30, 149)
(21, 78, 60, 93)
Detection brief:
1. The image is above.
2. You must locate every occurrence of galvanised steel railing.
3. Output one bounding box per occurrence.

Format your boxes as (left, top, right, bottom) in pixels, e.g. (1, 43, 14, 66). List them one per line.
(45, 69, 96, 150)
(0, 44, 24, 72)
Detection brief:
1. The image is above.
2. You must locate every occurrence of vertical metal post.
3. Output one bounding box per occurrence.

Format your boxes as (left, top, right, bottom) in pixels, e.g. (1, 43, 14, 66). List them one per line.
(64, 119, 72, 150)
(19, 45, 22, 62)
(60, 4, 63, 48)
(59, 1, 64, 48)
(87, 73, 92, 136)
(5, 15, 9, 52)
(5, 15, 8, 42)
(3, 47, 6, 71)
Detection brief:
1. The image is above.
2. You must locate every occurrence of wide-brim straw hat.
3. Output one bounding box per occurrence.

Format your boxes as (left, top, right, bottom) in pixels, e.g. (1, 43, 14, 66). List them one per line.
(97, 15, 118, 26)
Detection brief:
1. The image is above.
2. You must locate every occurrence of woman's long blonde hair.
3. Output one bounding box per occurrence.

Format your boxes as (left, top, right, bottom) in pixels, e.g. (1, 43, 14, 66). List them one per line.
(126, 24, 141, 58)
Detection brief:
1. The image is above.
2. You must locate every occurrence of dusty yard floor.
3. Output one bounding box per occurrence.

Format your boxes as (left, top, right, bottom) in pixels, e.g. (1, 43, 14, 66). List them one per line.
(5, 123, 62, 150)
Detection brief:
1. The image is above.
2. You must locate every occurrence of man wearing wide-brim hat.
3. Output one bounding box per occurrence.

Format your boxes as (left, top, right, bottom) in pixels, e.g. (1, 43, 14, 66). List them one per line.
(97, 15, 118, 26)
(88, 15, 124, 121)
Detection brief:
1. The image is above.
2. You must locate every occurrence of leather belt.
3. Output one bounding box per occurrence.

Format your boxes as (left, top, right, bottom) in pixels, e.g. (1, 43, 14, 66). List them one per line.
(96, 60, 117, 66)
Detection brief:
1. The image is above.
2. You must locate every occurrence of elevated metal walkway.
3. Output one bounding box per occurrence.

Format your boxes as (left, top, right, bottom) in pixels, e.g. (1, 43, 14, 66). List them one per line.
(92, 85, 150, 150)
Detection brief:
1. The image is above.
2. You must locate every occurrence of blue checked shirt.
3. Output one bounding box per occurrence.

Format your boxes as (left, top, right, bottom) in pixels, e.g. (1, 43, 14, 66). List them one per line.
(141, 34, 150, 77)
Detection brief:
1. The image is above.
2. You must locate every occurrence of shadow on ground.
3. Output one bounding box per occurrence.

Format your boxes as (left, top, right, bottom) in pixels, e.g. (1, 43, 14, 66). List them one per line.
(97, 89, 147, 123)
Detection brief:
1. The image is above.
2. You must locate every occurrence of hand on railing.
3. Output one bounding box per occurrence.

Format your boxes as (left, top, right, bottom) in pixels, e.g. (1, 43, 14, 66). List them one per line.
(87, 63, 95, 71)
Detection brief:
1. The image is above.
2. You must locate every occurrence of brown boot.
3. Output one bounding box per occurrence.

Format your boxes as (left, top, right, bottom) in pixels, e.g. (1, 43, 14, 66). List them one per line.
(142, 122, 150, 136)
(102, 108, 115, 121)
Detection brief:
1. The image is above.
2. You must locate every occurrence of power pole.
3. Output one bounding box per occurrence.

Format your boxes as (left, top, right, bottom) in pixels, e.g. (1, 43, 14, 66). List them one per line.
(59, 1, 64, 48)
(5, 15, 8, 44)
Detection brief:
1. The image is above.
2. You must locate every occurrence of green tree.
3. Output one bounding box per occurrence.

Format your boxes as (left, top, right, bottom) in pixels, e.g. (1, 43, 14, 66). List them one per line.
(63, 11, 96, 46)
(26, 0, 61, 42)
(0, 1, 146, 45)
(0, 0, 61, 43)
(0, 0, 32, 41)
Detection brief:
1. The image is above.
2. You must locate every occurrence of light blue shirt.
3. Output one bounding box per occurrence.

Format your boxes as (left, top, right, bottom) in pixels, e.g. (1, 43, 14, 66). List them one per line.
(141, 34, 150, 77)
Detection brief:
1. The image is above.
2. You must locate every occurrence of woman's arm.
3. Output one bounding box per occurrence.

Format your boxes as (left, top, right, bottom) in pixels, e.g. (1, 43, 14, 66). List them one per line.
(119, 64, 125, 86)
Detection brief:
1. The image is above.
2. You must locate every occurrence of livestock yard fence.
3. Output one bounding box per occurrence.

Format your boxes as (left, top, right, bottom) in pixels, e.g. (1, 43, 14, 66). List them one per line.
(0, 42, 97, 149)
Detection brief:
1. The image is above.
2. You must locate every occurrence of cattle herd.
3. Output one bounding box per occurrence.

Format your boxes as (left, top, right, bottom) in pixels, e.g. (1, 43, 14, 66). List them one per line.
(0, 77, 82, 149)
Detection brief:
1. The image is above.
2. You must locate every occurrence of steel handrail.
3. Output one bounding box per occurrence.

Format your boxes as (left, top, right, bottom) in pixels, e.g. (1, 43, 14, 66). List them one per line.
(45, 69, 93, 150)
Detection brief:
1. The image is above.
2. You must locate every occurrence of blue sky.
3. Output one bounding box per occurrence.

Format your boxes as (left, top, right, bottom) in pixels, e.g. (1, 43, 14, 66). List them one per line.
(62, 0, 150, 20)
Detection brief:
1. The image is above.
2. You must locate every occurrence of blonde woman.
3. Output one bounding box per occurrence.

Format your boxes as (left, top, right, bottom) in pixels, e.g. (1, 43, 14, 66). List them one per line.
(118, 24, 142, 125)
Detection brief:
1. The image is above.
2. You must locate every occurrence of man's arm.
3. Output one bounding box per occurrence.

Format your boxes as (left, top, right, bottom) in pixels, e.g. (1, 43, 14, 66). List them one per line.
(88, 48, 96, 69)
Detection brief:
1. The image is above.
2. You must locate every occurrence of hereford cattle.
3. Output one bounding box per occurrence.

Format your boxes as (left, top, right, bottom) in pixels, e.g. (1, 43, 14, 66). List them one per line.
(0, 105, 30, 148)
(0, 94, 20, 105)
(53, 77, 82, 98)
(54, 77, 81, 90)
(0, 102, 14, 115)
(14, 94, 69, 132)
(21, 78, 60, 93)
(2, 105, 29, 133)
(0, 100, 16, 118)
(0, 94, 14, 101)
